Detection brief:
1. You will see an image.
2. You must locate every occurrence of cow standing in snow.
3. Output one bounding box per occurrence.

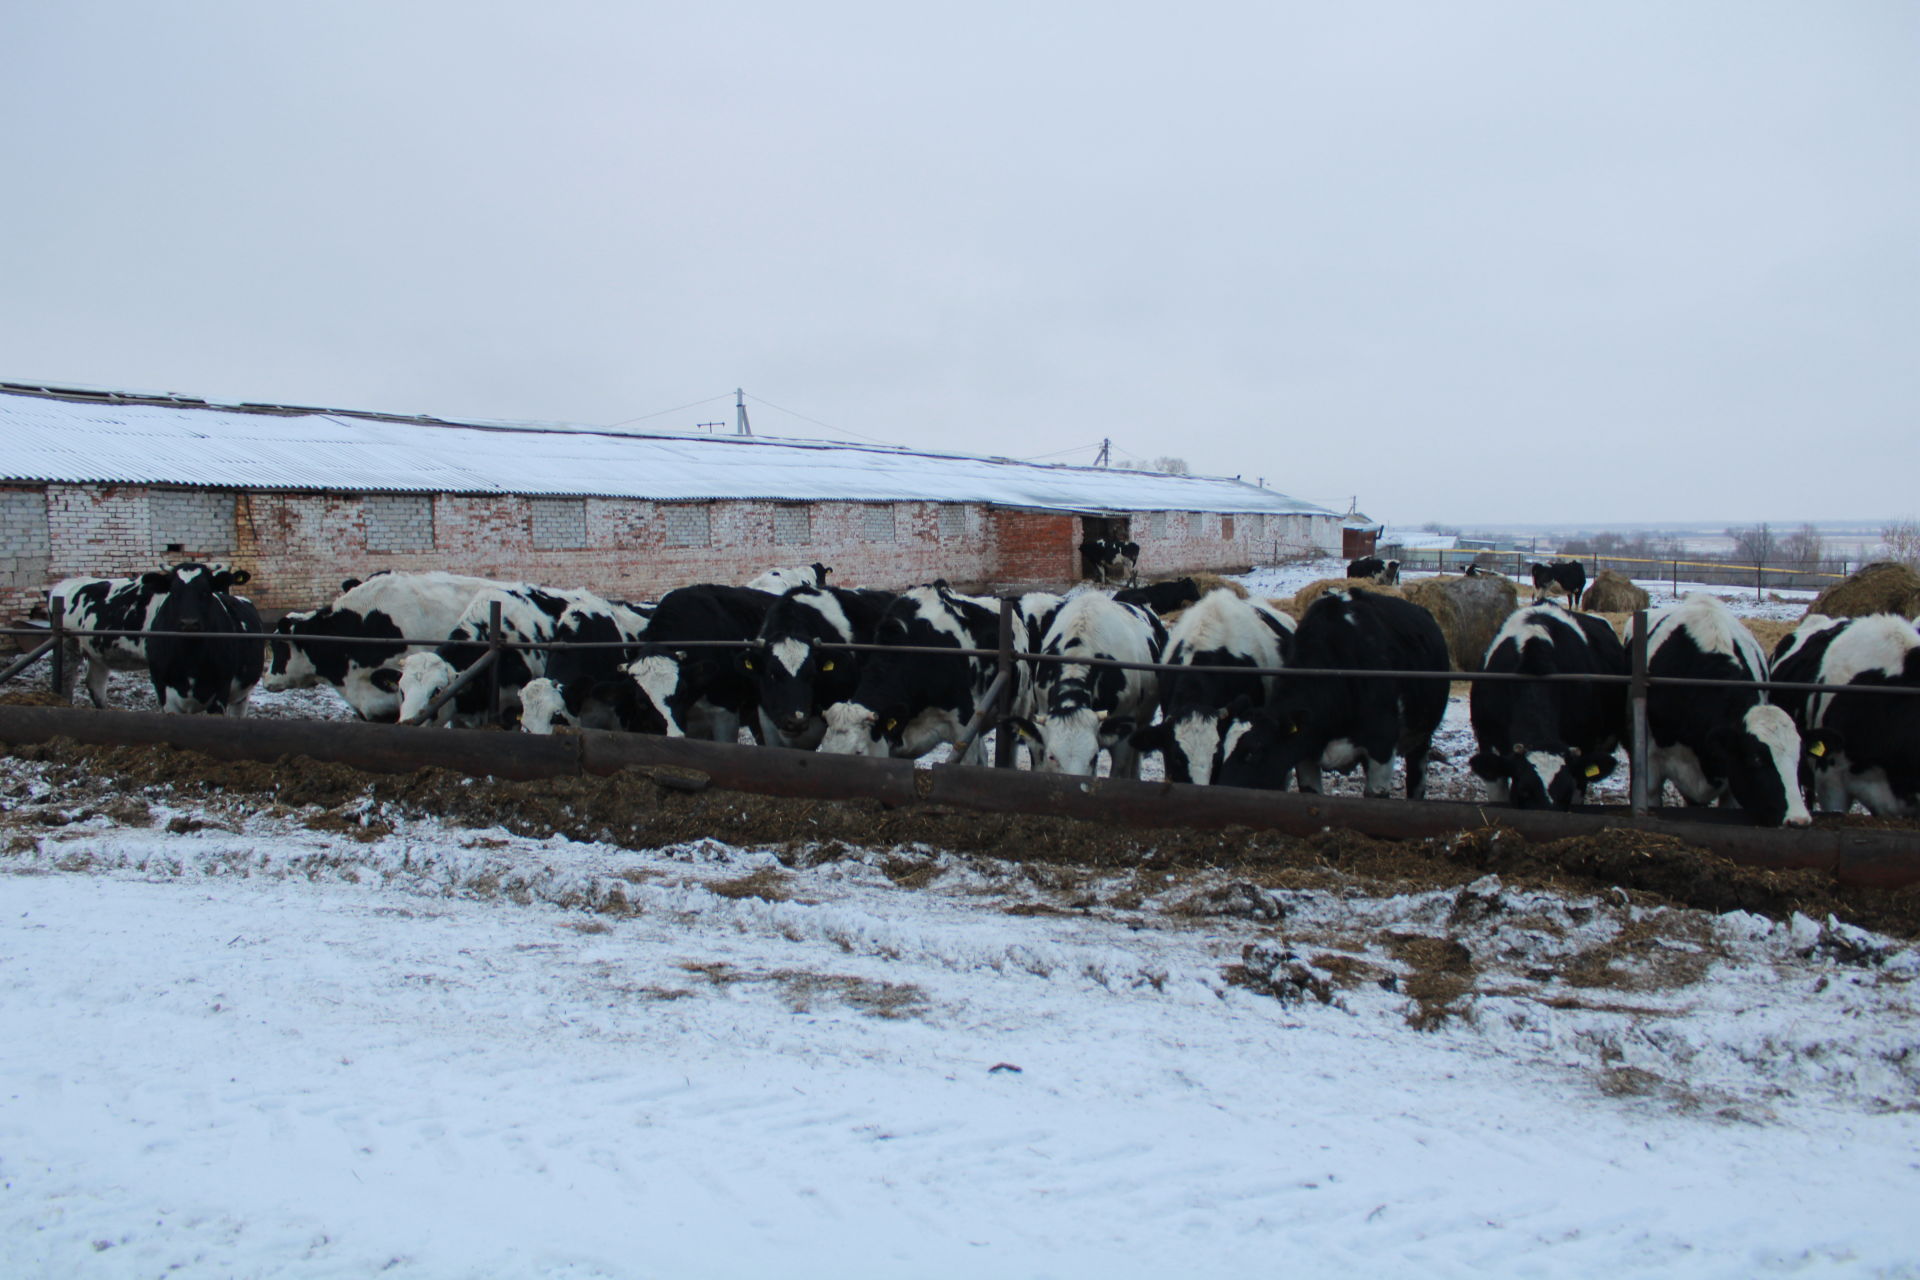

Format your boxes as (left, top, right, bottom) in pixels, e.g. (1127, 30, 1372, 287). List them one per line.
(142, 563, 265, 715)
(48, 565, 213, 708)
(1468, 603, 1628, 809)
(1770, 613, 1917, 816)
(818, 584, 1003, 762)
(1643, 593, 1820, 827)
(1006, 593, 1167, 777)
(744, 582, 895, 748)
(626, 585, 780, 742)
(510, 596, 656, 734)
(1128, 589, 1295, 785)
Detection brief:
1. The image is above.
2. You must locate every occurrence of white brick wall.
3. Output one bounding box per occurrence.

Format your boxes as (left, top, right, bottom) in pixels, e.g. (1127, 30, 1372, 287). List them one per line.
(364, 494, 435, 551)
(938, 504, 965, 541)
(0, 487, 51, 589)
(150, 488, 234, 554)
(530, 497, 588, 549)
(864, 505, 896, 542)
(664, 504, 711, 548)
(773, 505, 811, 546)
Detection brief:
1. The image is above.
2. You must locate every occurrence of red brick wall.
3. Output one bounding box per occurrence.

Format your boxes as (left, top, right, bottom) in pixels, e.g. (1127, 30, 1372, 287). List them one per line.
(2, 485, 1340, 619)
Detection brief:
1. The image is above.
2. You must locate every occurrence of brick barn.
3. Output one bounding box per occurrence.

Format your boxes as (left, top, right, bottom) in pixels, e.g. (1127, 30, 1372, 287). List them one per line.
(0, 382, 1344, 616)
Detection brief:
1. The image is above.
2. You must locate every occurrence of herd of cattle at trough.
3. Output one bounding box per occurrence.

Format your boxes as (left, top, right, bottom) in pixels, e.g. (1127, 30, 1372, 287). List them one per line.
(17, 552, 1920, 827)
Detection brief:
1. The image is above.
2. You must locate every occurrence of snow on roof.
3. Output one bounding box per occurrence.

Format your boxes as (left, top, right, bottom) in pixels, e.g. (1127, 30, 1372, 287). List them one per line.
(1381, 530, 1459, 550)
(0, 384, 1335, 516)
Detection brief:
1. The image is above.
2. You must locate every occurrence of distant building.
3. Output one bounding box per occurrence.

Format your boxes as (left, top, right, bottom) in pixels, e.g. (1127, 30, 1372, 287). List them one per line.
(0, 382, 1345, 614)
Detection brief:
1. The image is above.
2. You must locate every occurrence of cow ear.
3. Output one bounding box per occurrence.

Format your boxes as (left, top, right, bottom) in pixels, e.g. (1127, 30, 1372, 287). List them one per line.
(1804, 729, 1843, 762)
(820, 657, 836, 672)
(227, 569, 251, 587)
(1099, 716, 1135, 743)
(142, 572, 173, 593)
(1468, 751, 1509, 782)
(369, 668, 402, 693)
(880, 703, 910, 742)
(1004, 716, 1041, 743)
(1577, 751, 1618, 782)
(1130, 723, 1168, 752)
(739, 651, 756, 672)
(341, 578, 362, 593)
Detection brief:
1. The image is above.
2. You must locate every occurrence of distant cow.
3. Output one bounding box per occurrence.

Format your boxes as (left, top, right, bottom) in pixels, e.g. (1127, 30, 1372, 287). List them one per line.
(1529, 561, 1586, 607)
(1468, 603, 1628, 809)
(142, 563, 264, 715)
(1216, 588, 1448, 798)
(1346, 557, 1400, 585)
(819, 584, 1003, 762)
(1006, 593, 1167, 777)
(1772, 614, 1917, 817)
(745, 582, 895, 749)
(1080, 538, 1140, 586)
(265, 572, 507, 722)
(1113, 577, 1202, 617)
(1644, 593, 1821, 827)
(1128, 589, 1293, 785)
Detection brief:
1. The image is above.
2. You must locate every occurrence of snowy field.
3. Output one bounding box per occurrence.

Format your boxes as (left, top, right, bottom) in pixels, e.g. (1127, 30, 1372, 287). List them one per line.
(6, 559, 1918, 1277)
(4, 761, 1919, 1279)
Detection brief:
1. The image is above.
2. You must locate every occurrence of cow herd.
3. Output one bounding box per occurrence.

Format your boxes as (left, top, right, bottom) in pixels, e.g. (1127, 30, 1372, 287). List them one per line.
(36, 559, 1920, 825)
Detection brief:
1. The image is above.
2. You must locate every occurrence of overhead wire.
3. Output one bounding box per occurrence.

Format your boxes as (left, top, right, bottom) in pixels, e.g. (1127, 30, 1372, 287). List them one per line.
(600, 393, 734, 430)
(742, 393, 903, 447)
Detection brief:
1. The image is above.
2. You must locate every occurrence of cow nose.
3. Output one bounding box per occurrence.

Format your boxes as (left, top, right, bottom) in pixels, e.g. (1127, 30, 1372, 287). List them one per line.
(779, 713, 809, 733)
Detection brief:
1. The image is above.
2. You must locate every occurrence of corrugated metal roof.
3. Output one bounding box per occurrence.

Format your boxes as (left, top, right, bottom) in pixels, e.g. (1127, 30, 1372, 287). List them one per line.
(0, 384, 1336, 516)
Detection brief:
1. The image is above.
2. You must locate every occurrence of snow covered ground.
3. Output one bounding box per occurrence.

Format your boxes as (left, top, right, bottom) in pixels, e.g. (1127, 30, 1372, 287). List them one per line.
(4, 767, 1919, 1279)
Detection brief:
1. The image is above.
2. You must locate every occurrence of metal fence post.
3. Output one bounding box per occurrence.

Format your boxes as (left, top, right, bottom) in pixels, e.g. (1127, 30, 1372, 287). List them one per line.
(993, 598, 1016, 768)
(486, 599, 503, 725)
(1629, 608, 1651, 816)
(1755, 559, 1764, 602)
(48, 596, 66, 697)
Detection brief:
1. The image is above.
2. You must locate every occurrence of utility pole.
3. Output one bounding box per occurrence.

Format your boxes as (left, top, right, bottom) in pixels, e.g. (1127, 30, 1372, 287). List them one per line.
(735, 388, 752, 436)
(1094, 438, 1110, 467)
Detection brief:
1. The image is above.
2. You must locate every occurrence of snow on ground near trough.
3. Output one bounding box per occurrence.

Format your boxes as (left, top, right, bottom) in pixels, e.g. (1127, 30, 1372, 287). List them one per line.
(3, 753, 1920, 1278)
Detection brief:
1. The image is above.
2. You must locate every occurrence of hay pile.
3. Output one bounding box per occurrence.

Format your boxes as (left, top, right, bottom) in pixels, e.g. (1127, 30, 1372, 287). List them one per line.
(1400, 574, 1520, 671)
(1806, 561, 1920, 620)
(1743, 618, 1796, 656)
(1285, 577, 1404, 619)
(1185, 572, 1247, 599)
(1580, 569, 1649, 613)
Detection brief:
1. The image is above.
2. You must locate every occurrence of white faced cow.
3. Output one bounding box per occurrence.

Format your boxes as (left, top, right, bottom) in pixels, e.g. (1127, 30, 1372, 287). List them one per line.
(395, 584, 614, 728)
(1643, 593, 1819, 827)
(819, 584, 1002, 762)
(626, 584, 780, 742)
(1771, 613, 1917, 816)
(1006, 593, 1167, 777)
(265, 572, 506, 722)
(744, 583, 895, 749)
(1128, 589, 1294, 785)
(1468, 603, 1628, 809)
(517, 597, 656, 735)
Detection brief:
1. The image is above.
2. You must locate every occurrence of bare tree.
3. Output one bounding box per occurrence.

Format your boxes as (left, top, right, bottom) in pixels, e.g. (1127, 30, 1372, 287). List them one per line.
(1151, 456, 1190, 476)
(1726, 523, 1777, 565)
(1882, 518, 1920, 566)
(1777, 522, 1825, 567)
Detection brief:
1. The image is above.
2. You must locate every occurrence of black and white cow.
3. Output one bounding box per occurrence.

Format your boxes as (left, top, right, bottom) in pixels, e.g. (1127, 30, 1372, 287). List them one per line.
(1215, 588, 1448, 797)
(743, 583, 896, 748)
(1346, 557, 1401, 585)
(1127, 589, 1294, 785)
(1529, 561, 1587, 607)
(1643, 593, 1817, 827)
(264, 572, 505, 722)
(47, 566, 219, 707)
(745, 563, 833, 594)
(1080, 539, 1140, 586)
(1006, 593, 1167, 777)
(394, 584, 607, 727)
(141, 563, 264, 715)
(1113, 577, 1202, 617)
(1468, 604, 1628, 809)
(818, 584, 1003, 762)
(626, 585, 780, 741)
(517, 597, 656, 734)
(1772, 614, 1918, 817)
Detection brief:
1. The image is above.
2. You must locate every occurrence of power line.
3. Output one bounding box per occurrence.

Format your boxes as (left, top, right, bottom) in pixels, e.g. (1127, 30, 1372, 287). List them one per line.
(601, 392, 733, 430)
(1015, 441, 1103, 462)
(742, 393, 902, 447)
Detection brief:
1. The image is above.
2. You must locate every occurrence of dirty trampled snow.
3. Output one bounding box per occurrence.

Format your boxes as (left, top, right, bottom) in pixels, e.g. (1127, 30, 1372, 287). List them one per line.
(3, 750, 1919, 1278)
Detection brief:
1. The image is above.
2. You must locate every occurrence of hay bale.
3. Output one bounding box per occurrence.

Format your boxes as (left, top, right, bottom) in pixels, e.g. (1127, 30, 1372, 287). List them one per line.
(1288, 577, 1404, 618)
(1806, 561, 1920, 620)
(1741, 618, 1796, 656)
(1399, 574, 1521, 671)
(1184, 572, 1247, 599)
(1580, 569, 1649, 613)
(1588, 611, 1634, 642)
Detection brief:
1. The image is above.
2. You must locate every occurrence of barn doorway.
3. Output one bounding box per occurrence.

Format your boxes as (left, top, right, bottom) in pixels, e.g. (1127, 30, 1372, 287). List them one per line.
(1079, 515, 1134, 582)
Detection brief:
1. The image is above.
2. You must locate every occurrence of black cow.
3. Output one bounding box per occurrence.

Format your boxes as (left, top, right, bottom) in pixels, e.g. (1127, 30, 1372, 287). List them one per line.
(745, 583, 896, 748)
(627, 585, 780, 741)
(1468, 604, 1628, 809)
(1529, 561, 1587, 607)
(518, 598, 657, 734)
(818, 584, 1003, 761)
(1346, 557, 1400, 585)
(1128, 589, 1294, 785)
(1773, 614, 1918, 817)
(1216, 588, 1448, 798)
(1113, 577, 1202, 617)
(1080, 538, 1140, 586)
(142, 563, 264, 715)
(1643, 594, 1821, 826)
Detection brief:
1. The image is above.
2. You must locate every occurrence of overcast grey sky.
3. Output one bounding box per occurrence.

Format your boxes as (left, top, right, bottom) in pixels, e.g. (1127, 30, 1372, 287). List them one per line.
(2, 1, 1913, 526)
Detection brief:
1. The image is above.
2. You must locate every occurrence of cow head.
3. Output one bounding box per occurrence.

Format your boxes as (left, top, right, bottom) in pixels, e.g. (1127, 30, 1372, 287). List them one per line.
(264, 609, 324, 689)
(1132, 705, 1241, 785)
(1706, 705, 1813, 827)
(819, 700, 903, 757)
(1007, 705, 1133, 776)
(1211, 704, 1309, 790)
(744, 637, 845, 738)
(1468, 744, 1617, 810)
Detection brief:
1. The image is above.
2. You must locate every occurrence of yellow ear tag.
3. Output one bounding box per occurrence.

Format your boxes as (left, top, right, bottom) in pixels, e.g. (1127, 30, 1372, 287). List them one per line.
(822, 660, 835, 671)
(884, 718, 898, 731)
(1584, 763, 1602, 778)
(1810, 741, 1826, 758)
(743, 658, 754, 670)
